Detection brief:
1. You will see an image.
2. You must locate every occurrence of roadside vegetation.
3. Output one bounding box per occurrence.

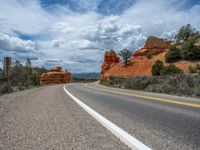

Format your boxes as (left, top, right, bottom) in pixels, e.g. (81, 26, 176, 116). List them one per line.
(102, 74, 200, 98)
(0, 59, 48, 95)
(102, 24, 200, 98)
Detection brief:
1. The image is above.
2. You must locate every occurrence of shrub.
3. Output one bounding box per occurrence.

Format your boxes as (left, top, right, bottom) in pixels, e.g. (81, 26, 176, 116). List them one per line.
(151, 60, 164, 76)
(165, 45, 181, 62)
(161, 64, 183, 76)
(126, 76, 151, 90)
(108, 76, 126, 87)
(193, 85, 200, 96)
(146, 52, 152, 59)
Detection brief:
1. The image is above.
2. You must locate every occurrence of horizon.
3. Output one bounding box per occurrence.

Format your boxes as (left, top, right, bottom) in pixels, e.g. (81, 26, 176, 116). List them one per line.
(0, 0, 200, 73)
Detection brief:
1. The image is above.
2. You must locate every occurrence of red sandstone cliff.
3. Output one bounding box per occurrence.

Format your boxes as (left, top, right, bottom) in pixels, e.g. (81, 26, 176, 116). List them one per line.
(40, 66, 71, 84)
(100, 36, 199, 82)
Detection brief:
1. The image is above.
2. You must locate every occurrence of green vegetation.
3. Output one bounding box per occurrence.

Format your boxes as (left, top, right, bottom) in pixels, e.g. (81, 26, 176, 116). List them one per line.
(166, 24, 200, 62)
(152, 60, 183, 76)
(118, 49, 133, 65)
(165, 45, 181, 62)
(0, 58, 48, 95)
(175, 24, 200, 43)
(151, 60, 164, 76)
(102, 74, 200, 98)
(160, 64, 183, 76)
(188, 64, 200, 74)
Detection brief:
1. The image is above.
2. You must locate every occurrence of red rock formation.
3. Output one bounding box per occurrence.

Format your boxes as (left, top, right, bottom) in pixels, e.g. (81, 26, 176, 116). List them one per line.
(99, 36, 199, 82)
(100, 50, 120, 81)
(40, 66, 71, 84)
(134, 36, 171, 57)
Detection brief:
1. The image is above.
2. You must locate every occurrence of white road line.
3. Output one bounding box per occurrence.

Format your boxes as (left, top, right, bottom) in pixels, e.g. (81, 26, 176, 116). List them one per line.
(63, 86, 152, 150)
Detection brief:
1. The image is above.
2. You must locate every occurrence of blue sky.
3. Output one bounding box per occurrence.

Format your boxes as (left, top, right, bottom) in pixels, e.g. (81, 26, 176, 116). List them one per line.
(0, 0, 200, 72)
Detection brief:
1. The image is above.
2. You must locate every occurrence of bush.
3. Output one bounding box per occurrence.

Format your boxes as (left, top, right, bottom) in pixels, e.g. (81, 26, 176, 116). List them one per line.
(152, 60, 164, 76)
(165, 45, 181, 62)
(108, 76, 126, 87)
(161, 64, 183, 76)
(146, 52, 152, 59)
(126, 76, 151, 90)
(104, 74, 200, 97)
(194, 86, 200, 96)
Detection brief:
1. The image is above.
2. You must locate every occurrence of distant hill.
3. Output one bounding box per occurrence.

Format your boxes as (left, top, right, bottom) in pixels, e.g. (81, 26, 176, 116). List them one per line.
(72, 72, 99, 80)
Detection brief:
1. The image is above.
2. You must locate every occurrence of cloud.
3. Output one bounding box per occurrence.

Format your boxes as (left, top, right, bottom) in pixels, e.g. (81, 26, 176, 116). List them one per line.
(0, 32, 43, 66)
(0, 0, 54, 35)
(122, 0, 200, 36)
(0, 0, 200, 72)
(0, 32, 36, 52)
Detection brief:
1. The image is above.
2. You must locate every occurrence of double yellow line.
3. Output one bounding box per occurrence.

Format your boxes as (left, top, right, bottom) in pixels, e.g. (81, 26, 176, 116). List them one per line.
(84, 84, 200, 109)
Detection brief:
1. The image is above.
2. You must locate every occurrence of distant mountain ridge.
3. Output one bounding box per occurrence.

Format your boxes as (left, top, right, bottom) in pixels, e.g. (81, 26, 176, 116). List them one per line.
(72, 72, 99, 79)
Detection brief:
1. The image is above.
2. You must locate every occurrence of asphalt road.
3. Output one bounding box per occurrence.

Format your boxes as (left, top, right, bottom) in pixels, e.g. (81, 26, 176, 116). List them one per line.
(0, 85, 129, 150)
(66, 82, 200, 150)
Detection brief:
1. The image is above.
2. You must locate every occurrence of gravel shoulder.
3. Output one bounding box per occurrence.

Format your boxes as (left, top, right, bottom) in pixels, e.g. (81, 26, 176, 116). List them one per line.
(0, 84, 129, 150)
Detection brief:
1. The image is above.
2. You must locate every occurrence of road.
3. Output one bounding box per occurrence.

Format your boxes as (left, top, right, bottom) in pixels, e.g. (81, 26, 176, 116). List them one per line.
(66, 82, 200, 150)
(0, 85, 129, 150)
(0, 83, 200, 150)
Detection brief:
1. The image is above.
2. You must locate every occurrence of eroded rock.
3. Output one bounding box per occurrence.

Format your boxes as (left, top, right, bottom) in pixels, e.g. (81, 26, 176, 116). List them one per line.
(40, 66, 71, 84)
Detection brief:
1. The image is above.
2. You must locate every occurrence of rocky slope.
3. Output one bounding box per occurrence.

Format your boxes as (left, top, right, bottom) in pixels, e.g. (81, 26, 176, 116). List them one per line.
(100, 36, 200, 81)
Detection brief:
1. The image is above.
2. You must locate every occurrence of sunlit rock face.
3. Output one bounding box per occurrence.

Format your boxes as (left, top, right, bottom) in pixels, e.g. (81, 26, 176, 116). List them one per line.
(40, 66, 71, 84)
(134, 36, 172, 57)
(99, 36, 200, 82)
(100, 50, 120, 81)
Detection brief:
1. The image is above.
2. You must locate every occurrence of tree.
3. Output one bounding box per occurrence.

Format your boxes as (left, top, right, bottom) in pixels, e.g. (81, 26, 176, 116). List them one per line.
(118, 49, 133, 65)
(152, 60, 164, 76)
(165, 45, 181, 62)
(181, 36, 200, 60)
(165, 24, 200, 62)
(26, 58, 31, 68)
(175, 24, 200, 44)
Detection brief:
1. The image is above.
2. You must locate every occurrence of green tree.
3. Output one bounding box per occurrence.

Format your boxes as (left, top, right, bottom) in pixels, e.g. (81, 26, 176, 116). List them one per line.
(181, 36, 200, 60)
(165, 45, 181, 62)
(118, 49, 133, 65)
(175, 24, 200, 44)
(161, 64, 183, 76)
(152, 60, 164, 76)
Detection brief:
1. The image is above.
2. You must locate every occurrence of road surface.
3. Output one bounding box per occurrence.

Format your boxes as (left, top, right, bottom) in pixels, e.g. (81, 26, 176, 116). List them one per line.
(0, 83, 200, 150)
(66, 82, 200, 150)
(0, 85, 129, 150)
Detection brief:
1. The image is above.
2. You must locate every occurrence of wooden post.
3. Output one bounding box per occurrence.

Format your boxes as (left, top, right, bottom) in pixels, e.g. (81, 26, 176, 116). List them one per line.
(3, 57, 11, 93)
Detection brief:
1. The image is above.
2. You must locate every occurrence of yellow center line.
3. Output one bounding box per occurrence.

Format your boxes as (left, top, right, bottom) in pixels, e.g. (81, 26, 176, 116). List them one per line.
(84, 83, 200, 109)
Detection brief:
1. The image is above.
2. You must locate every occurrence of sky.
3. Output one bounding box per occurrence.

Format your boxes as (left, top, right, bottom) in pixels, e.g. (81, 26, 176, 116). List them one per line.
(0, 0, 200, 72)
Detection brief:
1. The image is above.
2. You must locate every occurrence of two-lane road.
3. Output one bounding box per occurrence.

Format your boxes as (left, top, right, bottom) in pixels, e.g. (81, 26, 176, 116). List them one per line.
(66, 82, 200, 150)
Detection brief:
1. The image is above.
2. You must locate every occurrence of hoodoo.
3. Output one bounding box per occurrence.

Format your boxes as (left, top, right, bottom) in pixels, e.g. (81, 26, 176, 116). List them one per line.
(40, 66, 71, 84)
(100, 50, 120, 81)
